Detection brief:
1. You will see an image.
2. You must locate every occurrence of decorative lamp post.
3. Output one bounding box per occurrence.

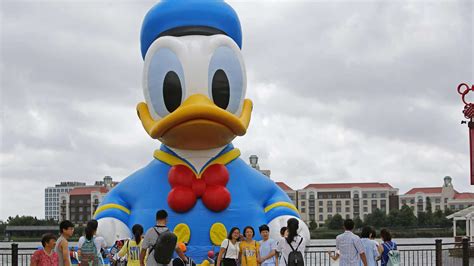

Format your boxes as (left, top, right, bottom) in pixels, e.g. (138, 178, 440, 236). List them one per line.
(457, 83, 474, 184)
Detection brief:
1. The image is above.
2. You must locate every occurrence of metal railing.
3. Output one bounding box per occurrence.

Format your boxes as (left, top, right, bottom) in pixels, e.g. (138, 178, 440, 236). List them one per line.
(304, 238, 472, 266)
(1, 238, 473, 266)
(0, 244, 37, 266)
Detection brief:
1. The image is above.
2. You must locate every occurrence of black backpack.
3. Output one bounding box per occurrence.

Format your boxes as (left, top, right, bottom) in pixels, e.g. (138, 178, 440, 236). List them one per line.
(152, 227, 178, 264)
(285, 237, 304, 266)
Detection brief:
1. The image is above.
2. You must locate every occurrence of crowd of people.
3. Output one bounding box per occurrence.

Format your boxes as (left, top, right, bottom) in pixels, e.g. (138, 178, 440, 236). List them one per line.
(329, 219, 399, 266)
(29, 212, 399, 266)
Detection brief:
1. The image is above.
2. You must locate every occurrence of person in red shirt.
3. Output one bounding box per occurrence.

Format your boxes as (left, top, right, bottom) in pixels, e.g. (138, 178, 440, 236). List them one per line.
(31, 233, 59, 266)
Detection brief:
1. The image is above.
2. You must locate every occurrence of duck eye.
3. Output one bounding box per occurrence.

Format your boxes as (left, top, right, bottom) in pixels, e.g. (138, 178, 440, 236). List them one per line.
(163, 71, 182, 113)
(211, 69, 230, 109)
(208, 46, 245, 114)
(143, 47, 185, 119)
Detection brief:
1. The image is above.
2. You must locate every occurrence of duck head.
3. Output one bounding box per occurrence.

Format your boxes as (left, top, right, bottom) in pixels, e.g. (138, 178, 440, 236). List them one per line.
(137, 0, 253, 150)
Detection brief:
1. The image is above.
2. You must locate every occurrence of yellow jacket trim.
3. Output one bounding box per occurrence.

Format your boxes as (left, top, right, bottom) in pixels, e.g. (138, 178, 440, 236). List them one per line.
(94, 204, 131, 217)
(153, 148, 241, 178)
(264, 202, 299, 213)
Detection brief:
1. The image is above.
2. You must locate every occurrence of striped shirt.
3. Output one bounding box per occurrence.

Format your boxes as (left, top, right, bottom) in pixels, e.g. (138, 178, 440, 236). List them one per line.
(335, 231, 365, 266)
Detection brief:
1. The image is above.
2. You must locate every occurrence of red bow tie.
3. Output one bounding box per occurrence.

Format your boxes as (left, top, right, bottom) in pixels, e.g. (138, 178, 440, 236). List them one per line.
(167, 164, 231, 213)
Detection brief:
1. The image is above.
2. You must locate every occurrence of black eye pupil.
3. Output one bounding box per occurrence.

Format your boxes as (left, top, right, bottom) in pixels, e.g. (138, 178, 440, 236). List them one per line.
(212, 69, 230, 109)
(163, 71, 182, 113)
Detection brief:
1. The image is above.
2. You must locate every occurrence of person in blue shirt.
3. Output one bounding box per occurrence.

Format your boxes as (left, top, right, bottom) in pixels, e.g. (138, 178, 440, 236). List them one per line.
(258, 225, 278, 266)
(379, 229, 397, 266)
(360, 227, 379, 266)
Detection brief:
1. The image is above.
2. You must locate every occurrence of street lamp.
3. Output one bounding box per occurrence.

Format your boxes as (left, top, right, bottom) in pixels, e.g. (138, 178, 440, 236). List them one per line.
(457, 83, 474, 185)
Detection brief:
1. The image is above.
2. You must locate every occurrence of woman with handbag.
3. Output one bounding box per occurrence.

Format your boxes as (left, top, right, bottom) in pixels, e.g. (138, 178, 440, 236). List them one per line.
(217, 227, 240, 266)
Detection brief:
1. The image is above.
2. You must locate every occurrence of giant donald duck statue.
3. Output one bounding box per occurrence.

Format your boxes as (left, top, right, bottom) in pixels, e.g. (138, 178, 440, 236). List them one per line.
(95, 0, 309, 262)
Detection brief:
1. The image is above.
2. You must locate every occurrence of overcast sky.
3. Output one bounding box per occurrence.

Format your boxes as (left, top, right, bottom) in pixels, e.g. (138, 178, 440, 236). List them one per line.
(1, 0, 473, 221)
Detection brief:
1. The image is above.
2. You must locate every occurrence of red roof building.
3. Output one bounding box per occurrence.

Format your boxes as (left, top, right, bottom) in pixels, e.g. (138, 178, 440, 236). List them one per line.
(297, 181, 398, 226)
(304, 182, 393, 190)
(399, 176, 474, 215)
(276, 182, 294, 191)
(59, 177, 117, 226)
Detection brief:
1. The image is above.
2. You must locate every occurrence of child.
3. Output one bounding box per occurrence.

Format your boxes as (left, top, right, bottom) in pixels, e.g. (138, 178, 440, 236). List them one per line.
(172, 242, 196, 266)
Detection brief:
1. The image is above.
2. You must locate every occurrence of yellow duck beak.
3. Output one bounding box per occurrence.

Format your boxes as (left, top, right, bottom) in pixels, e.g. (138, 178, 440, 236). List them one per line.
(137, 94, 253, 150)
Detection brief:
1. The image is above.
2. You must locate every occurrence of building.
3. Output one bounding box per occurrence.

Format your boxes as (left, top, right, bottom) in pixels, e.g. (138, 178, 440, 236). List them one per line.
(59, 186, 109, 226)
(58, 176, 118, 226)
(276, 181, 398, 226)
(249, 155, 271, 177)
(399, 176, 474, 215)
(44, 181, 86, 221)
(276, 182, 296, 205)
(299, 183, 398, 226)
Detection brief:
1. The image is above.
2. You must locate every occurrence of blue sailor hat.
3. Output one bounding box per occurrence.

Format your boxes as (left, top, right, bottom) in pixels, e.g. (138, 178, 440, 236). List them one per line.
(140, 0, 242, 59)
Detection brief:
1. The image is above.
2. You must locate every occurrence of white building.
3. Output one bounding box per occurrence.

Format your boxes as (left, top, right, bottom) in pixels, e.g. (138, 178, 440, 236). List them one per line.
(44, 181, 86, 221)
(277, 182, 399, 226)
(399, 176, 474, 215)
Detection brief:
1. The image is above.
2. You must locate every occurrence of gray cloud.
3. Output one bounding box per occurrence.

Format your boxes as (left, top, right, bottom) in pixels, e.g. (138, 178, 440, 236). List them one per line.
(1, 0, 473, 220)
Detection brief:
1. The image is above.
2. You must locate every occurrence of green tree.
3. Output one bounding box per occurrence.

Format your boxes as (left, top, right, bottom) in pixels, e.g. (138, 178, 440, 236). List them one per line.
(354, 216, 363, 229)
(425, 197, 432, 213)
(424, 197, 434, 226)
(398, 205, 417, 227)
(440, 208, 455, 227)
(309, 220, 318, 230)
(387, 209, 401, 227)
(432, 209, 444, 226)
(0, 220, 5, 235)
(364, 208, 387, 227)
(6, 215, 57, 226)
(325, 214, 344, 230)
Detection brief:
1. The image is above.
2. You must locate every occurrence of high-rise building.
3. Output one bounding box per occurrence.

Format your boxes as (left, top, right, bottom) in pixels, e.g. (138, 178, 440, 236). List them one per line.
(44, 181, 86, 221)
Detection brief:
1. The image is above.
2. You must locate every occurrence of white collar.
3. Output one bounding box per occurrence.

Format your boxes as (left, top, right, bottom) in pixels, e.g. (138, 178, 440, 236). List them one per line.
(168, 146, 226, 171)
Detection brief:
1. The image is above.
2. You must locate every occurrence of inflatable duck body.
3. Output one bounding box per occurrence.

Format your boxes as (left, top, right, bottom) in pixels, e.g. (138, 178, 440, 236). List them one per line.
(95, 0, 309, 262)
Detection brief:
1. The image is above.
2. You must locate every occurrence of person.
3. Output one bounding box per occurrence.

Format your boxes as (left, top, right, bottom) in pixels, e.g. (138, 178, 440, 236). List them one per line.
(369, 228, 381, 261)
(79, 220, 104, 266)
(276, 218, 306, 266)
(327, 249, 340, 263)
(276, 226, 287, 263)
(258, 225, 277, 266)
(217, 227, 240, 266)
(30, 233, 59, 266)
(55, 220, 74, 266)
(172, 242, 196, 266)
(117, 224, 144, 266)
(78, 220, 107, 259)
(360, 227, 378, 266)
(206, 250, 216, 265)
(239, 226, 259, 266)
(379, 229, 397, 266)
(140, 210, 188, 266)
(335, 219, 367, 266)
